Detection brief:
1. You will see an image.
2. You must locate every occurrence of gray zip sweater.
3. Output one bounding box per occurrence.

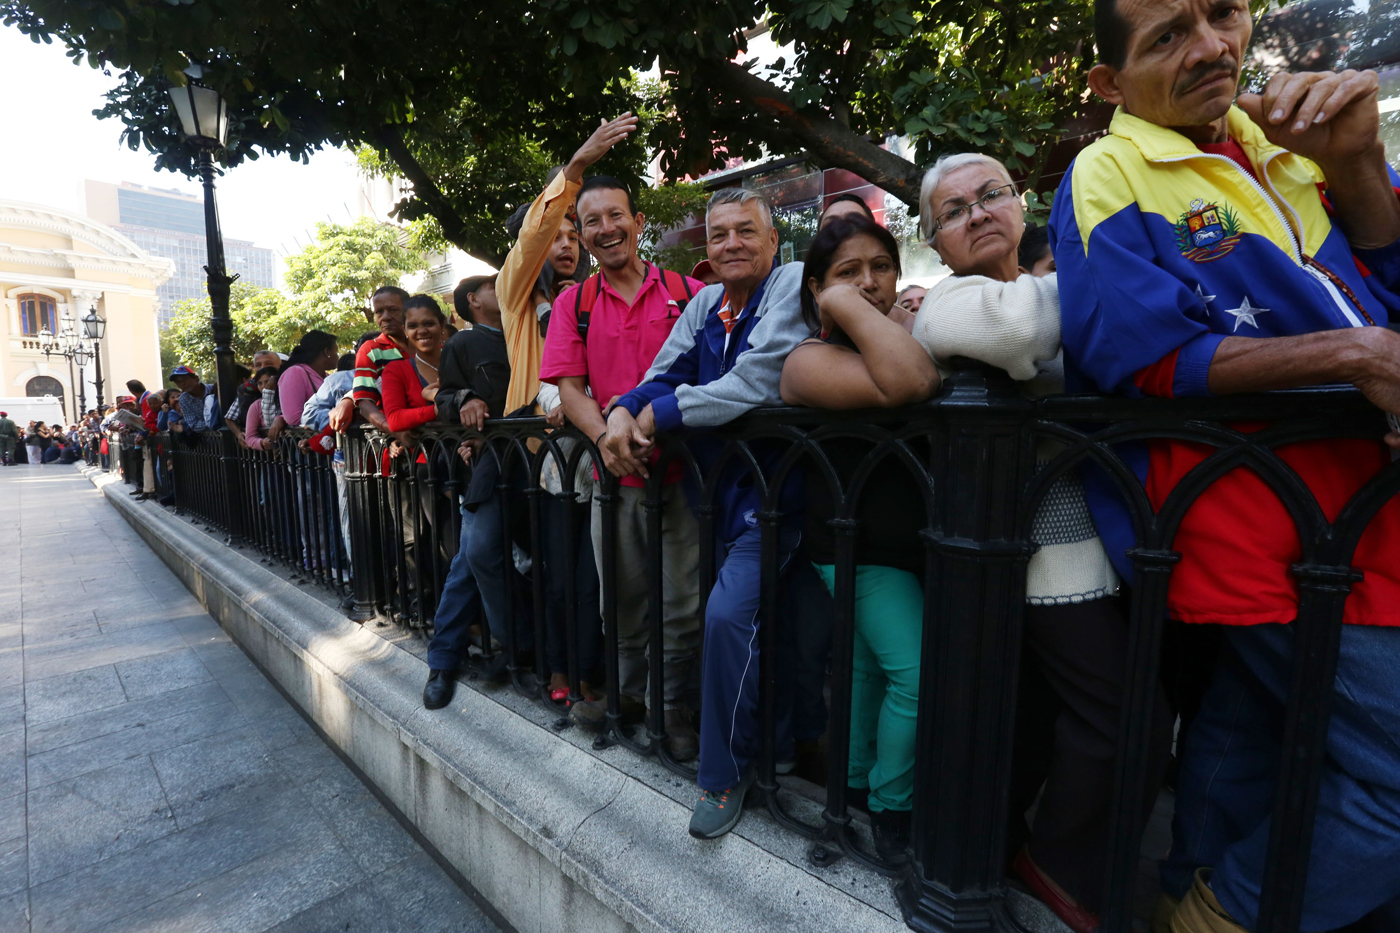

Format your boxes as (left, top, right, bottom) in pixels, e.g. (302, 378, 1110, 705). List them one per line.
(615, 262, 811, 430)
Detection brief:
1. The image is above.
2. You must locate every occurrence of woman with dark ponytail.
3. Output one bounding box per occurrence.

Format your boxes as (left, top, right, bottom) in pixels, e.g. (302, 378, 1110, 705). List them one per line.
(277, 329, 339, 432)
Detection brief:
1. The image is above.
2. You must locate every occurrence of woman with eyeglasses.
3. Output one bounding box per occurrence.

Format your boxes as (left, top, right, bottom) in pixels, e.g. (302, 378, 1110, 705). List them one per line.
(780, 214, 940, 865)
(914, 152, 1172, 933)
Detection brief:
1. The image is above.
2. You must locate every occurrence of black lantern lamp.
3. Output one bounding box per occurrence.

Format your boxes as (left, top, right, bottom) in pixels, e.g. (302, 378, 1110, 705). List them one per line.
(167, 67, 238, 410)
(82, 307, 106, 410)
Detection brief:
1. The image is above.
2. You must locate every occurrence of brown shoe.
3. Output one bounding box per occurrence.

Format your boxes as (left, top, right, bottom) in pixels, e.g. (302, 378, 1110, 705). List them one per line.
(1170, 869, 1247, 933)
(569, 693, 644, 732)
(661, 708, 699, 763)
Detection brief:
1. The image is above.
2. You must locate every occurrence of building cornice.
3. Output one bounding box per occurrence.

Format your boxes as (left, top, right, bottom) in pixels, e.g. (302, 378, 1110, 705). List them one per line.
(0, 268, 158, 300)
(0, 199, 174, 286)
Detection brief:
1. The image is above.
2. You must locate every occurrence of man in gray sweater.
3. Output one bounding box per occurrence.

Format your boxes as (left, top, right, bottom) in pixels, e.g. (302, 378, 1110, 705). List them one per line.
(604, 187, 818, 839)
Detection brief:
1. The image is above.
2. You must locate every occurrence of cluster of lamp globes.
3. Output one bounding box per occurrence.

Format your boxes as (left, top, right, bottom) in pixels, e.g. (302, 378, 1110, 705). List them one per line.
(37, 307, 106, 368)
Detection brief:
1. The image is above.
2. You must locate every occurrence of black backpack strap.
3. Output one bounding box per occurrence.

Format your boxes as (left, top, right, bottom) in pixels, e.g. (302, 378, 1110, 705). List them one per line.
(576, 273, 605, 345)
(659, 268, 693, 316)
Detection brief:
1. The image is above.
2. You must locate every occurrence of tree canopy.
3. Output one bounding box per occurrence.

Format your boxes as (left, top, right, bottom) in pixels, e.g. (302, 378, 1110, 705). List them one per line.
(160, 218, 430, 375)
(6, 0, 1268, 264)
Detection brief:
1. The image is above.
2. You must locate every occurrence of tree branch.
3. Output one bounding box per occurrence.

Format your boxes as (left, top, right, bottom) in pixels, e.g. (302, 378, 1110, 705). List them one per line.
(696, 59, 925, 208)
(373, 125, 505, 268)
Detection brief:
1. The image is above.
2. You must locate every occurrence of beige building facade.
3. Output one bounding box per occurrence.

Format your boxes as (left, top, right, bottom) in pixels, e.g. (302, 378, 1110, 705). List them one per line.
(0, 199, 172, 421)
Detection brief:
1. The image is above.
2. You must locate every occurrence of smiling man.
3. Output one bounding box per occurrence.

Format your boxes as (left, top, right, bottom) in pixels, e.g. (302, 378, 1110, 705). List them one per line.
(1048, 1, 1400, 931)
(539, 176, 704, 756)
(604, 187, 822, 840)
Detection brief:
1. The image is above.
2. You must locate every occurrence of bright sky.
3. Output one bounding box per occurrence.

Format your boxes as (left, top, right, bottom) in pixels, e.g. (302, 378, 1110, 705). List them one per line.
(0, 26, 365, 268)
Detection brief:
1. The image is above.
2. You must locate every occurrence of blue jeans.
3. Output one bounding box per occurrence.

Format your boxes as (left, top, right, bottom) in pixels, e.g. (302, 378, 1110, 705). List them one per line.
(1161, 623, 1400, 931)
(425, 499, 512, 670)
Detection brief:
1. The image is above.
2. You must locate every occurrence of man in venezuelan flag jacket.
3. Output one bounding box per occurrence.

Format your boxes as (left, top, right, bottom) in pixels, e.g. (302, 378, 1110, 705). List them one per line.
(1049, 1, 1400, 930)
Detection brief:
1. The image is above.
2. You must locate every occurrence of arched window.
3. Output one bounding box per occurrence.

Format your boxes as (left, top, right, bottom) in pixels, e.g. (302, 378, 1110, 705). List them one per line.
(18, 294, 57, 336)
(26, 376, 63, 399)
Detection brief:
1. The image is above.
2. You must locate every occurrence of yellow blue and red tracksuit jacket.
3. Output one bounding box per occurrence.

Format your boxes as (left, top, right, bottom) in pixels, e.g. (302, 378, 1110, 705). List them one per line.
(1049, 106, 1400, 627)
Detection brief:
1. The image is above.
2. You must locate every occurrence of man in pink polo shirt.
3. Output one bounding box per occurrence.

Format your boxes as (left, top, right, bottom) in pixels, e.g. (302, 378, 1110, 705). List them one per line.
(541, 174, 705, 761)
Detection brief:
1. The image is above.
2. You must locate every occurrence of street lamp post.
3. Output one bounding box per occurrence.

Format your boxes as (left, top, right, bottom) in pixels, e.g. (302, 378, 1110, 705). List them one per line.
(38, 318, 84, 422)
(73, 342, 91, 416)
(59, 317, 79, 422)
(168, 75, 239, 409)
(82, 307, 106, 410)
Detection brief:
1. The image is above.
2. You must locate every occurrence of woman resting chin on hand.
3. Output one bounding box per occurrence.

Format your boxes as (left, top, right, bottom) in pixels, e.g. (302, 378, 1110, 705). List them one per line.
(777, 215, 939, 868)
(779, 218, 939, 410)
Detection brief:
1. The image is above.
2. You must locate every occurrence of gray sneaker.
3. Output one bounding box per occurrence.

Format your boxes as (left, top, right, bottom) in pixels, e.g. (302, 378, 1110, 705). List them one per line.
(688, 770, 754, 839)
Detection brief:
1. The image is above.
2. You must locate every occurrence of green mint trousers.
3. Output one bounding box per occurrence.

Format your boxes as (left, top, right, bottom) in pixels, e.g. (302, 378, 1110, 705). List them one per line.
(814, 562, 923, 813)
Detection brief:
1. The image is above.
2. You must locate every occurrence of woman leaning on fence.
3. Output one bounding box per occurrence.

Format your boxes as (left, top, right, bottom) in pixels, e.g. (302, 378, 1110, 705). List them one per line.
(778, 214, 940, 864)
(380, 294, 456, 614)
(913, 151, 1173, 933)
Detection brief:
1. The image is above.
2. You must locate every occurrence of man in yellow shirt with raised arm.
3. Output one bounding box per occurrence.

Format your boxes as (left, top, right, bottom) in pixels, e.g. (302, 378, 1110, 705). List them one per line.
(497, 113, 638, 415)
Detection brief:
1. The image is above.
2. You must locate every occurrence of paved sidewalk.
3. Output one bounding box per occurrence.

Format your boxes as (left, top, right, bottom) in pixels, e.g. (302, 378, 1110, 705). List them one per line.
(0, 465, 502, 933)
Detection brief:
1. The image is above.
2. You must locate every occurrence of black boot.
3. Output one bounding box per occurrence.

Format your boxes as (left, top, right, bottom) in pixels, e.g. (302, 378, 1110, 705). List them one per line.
(869, 809, 911, 866)
(423, 669, 456, 710)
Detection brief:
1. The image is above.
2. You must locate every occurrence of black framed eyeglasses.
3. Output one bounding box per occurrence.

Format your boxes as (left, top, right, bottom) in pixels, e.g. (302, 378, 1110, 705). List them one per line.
(932, 184, 1018, 235)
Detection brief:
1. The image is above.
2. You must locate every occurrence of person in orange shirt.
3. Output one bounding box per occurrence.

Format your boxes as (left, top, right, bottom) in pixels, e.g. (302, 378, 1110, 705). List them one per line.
(496, 113, 639, 416)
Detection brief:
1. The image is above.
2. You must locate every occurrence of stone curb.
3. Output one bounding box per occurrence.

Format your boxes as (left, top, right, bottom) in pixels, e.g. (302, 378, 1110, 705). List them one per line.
(80, 466, 910, 933)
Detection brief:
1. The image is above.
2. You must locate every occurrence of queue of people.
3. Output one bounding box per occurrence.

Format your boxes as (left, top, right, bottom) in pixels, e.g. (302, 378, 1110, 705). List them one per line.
(385, 4, 1400, 930)
(50, 4, 1400, 929)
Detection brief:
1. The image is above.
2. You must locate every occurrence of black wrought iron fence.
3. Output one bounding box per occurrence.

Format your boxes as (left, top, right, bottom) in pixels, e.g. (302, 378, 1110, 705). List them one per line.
(160, 363, 1400, 933)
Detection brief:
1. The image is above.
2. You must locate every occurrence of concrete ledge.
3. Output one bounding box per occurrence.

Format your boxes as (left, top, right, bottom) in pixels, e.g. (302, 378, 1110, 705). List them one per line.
(81, 466, 910, 933)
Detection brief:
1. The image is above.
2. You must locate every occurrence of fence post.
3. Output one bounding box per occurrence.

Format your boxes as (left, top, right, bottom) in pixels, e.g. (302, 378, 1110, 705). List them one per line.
(218, 429, 245, 546)
(899, 359, 1033, 933)
(343, 429, 383, 622)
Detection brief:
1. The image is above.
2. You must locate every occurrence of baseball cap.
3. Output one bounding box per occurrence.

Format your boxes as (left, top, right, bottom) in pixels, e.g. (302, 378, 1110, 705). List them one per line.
(690, 259, 715, 281)
(169, 365, 198, 379)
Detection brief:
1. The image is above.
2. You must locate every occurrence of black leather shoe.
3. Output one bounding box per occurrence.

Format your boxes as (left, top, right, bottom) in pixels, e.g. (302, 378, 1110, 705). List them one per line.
(423, 669, 456, 710)
(870, 809, 911, 866)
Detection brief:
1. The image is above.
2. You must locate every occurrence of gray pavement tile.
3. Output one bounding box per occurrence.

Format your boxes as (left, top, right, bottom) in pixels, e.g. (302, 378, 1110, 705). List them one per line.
(301, 767, 419, 875)
(24, 666, 126, 727)
(261, 730, 345, 787)
(0, 793, 22, 842)
(371, 851, 501, 933)
(0, 889, 28, 933)
(98, 830, 364, 933)
(260, 882, 411, 933)
(0, 705, 21, 738)
(0, 730, 22, 801)
(167, 615, 228, 649)
(26, 680, 229, 756)
(26, 757, 177, 886)
(186, 641, 248, 672)
(91, 601, 178, 632)
(27, 787, 322, 933)
(0, 835, 23, 898)
(215, 669, 297, 721)
(149, 724, 283, 829)
(0, 685, 18, 712)
(20, 614, 101, 647)
(22, 624, 188, 682)
(248, 710, 318, 754)
(113, 648, 211, 701)
(26, 699, 247, 790)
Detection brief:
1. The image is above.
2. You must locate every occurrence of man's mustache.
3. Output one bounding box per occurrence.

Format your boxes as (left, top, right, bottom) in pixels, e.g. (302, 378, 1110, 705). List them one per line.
(1176, 58, 1238, 96)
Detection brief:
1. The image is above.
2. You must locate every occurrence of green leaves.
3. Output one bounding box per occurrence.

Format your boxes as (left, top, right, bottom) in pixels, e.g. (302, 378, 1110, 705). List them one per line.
(8, 0, 1096, 252)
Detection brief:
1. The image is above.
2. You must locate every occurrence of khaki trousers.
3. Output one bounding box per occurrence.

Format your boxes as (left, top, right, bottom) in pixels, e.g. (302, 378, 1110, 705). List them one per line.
(591, 483, 700, 709)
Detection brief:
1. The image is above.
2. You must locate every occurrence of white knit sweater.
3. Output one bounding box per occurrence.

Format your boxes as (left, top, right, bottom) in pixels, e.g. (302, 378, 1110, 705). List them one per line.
(914, 272, 1118, 606)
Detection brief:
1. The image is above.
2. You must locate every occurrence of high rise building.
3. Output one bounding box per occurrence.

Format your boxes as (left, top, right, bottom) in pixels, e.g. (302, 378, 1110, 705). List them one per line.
(84, 180, 275, 327)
